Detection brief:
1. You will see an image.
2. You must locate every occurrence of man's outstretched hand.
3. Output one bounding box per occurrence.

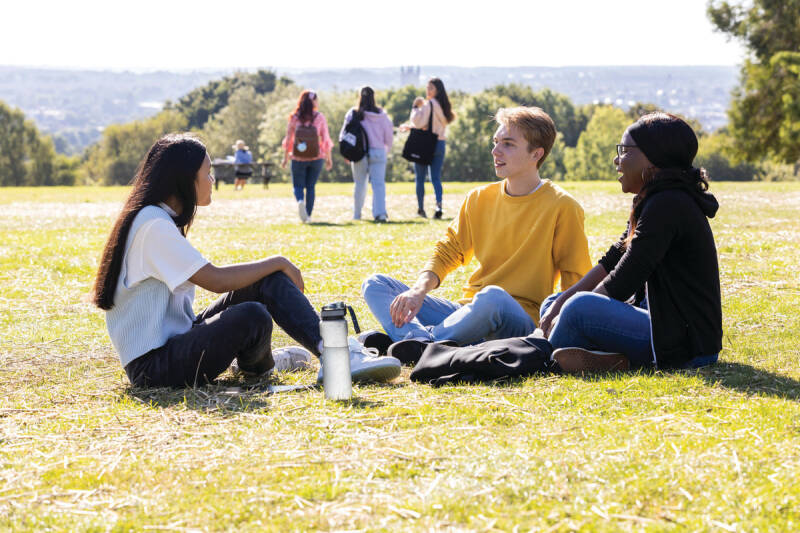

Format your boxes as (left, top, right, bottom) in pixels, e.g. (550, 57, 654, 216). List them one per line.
(390, 289, 425, 327)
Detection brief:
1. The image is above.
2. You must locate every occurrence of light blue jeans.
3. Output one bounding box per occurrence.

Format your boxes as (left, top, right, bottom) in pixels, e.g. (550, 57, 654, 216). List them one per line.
(414, 140, 446, 210)
(351, 148, 387, 219)
(361, 273, 536, 345)
(542, 291, 718, 369)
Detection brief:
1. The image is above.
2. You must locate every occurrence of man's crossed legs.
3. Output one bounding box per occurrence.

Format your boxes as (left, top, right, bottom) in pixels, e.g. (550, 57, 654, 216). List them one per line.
(361, 273, 535, 346)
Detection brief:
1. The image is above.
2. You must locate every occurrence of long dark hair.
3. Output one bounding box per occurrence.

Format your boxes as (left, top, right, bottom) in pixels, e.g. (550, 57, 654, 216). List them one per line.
(625, 113, 709, 246)
(429, 77, 455, 123)
(291, 89, 317, 123)
(355, 86, 380, 120)
(92, 133, 207, 310)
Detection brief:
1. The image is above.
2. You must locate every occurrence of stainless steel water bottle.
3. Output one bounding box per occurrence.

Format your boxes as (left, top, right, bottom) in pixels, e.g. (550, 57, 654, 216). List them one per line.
(320, 302, 351, 400)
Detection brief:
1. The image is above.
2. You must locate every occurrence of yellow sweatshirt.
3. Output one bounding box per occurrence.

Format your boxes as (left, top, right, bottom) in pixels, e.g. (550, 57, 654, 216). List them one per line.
(423, 179, 592, 324)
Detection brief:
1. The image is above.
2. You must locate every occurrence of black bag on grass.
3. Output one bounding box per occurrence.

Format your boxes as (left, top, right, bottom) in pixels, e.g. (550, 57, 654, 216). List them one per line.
(409, 335, 555, 386)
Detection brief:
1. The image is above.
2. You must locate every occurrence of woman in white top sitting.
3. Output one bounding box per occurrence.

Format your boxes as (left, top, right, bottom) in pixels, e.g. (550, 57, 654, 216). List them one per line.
(92, 133, 400, 388)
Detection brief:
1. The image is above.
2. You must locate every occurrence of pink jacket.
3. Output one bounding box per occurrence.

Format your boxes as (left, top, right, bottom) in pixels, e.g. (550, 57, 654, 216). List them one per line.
(340, 109, 394, 152)
(282, 112, 333, 161)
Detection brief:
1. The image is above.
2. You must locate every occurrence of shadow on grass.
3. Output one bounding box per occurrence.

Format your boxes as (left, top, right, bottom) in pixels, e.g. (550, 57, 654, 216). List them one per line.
(348, 219, 432, 226)
(419, 362, 800, 401)
(122, 377, 316, 413)
(375, 219, 432, 226)
(558, 361, 800, 401)
(304, 221, 346, 227)
(692, 362, 800, 400)
(122, 378, 402, 412)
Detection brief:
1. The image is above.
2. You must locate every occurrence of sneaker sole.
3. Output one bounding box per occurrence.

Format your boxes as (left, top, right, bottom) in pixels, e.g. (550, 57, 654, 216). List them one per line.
(553, 348, 630, 373)
(351, 362, 401, 383)
(316, 362, 402, 384)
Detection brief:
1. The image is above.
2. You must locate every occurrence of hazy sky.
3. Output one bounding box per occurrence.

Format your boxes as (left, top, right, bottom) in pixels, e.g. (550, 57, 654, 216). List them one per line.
(2, 0, 745, 70)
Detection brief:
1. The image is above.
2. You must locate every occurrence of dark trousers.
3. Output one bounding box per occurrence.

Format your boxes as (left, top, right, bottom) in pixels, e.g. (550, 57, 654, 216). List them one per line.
(125, 272, 322, 388)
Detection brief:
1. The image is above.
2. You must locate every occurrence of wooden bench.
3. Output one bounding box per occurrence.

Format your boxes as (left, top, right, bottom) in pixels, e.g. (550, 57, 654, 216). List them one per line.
(211, 161, 273, 189)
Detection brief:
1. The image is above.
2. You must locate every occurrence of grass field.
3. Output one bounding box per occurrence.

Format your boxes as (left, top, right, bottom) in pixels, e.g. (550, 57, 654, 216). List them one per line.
(1, 181, 799, 532)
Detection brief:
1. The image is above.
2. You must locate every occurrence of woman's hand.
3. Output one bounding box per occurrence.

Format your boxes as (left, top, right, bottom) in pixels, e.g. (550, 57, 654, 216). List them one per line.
(413, 96, 425, 108)
(398, 123, 411, 133)
(278, 257, 305, 293)
(324, 156, 333, 171)
(539, 297, 565, 338)
(281, 154, 288, 169)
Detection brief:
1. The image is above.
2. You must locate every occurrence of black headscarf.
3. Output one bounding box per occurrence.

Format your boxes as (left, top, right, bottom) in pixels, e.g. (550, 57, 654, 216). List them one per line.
(627, 113, 718, 221)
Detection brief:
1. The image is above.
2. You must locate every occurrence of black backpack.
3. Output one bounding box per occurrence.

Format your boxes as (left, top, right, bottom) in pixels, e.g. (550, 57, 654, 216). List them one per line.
(339, 109, 369, 162)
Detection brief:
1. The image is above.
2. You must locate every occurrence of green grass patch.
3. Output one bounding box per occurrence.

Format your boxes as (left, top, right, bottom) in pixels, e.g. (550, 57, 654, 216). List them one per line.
(1, 181, 799, 531)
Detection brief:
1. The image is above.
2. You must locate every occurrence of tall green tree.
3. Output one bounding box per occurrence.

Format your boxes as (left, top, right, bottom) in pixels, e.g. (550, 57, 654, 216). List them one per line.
(377, 86, 423, 126)
(202, 86, 267, 160)
(695, 129, 760, 181)
(708, 0, 800, 165)
(563, 106, 629, 180)
(0, 100, 77, 186)
(84, 110, 187, 185)
(444, 91, 515, 181)
(489, 85, 589, 146)
(625, 102, 705, 136)
(170, 70, 289, 130)
(0, 101, 31, 186)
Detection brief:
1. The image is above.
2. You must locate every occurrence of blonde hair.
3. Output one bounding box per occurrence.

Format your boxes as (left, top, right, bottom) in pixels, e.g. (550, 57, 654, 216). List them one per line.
(495, 107, 556, 168)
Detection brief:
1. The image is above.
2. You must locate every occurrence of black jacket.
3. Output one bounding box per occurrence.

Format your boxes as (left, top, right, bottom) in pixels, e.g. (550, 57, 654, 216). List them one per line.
(410, 336, 554, 385)
(598, 185, 722, 368)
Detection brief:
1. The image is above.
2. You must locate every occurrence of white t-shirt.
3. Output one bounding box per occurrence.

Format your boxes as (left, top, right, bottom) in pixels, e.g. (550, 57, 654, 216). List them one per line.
(105, 204, 209, 366)
(123, 203, 208, 294)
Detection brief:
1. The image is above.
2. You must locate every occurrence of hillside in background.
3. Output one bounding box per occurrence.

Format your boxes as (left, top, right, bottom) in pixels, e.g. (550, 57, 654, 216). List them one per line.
(0, 67, 225, 153)
(0, 65, 737, 154)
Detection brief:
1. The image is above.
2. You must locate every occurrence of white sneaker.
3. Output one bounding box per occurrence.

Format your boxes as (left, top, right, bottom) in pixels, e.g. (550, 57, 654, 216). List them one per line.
(272, 346, 313, 372)
(317, 337, 401, 383)
(298, 200, 309, 222)
(231, 346, 312, 378)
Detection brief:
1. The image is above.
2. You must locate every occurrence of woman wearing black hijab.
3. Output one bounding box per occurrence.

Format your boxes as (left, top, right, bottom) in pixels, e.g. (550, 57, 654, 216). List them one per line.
(539, 112, 722, 373)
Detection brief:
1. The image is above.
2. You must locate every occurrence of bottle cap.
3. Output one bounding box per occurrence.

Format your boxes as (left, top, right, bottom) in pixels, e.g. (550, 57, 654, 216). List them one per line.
(321, 301, 347, 320)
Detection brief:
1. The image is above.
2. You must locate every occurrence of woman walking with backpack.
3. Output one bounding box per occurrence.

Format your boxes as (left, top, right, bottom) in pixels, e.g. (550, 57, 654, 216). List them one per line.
(400, 77, 455, 219)
(339, 86, 394, 222)
(282, 90, 333, 222)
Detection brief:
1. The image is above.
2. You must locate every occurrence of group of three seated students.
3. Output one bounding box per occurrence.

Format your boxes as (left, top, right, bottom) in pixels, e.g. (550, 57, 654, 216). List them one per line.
(93, 106, 721, 388)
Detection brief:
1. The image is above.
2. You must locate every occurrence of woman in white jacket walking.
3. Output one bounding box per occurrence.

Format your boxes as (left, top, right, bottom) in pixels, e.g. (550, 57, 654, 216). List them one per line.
(340, 86, 394, 222)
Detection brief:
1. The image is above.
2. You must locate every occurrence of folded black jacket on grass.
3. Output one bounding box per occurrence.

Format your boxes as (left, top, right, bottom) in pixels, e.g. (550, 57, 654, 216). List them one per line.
(409, 336, 555, 386)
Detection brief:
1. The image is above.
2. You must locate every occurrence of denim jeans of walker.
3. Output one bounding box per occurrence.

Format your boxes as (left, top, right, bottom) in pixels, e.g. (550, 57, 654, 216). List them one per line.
(541, 291, 718, 369)
(291, 158, 324, 215)
(351, 148, 387, 219)
(361, 273, 535, 345)
(124, 272, 323, 388)
(414, 140, 446, 210)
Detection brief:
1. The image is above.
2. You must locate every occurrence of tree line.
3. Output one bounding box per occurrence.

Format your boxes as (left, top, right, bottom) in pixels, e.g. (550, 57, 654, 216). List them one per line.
(1, 0, 797, 186)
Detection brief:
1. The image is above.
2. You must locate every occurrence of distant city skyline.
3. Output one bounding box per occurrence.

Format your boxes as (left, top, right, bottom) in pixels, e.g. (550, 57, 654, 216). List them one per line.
(2, 0, 744, 70)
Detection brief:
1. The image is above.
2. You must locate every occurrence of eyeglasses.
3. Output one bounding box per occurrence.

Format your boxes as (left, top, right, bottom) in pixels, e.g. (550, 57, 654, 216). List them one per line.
(616, 144, 636, 157)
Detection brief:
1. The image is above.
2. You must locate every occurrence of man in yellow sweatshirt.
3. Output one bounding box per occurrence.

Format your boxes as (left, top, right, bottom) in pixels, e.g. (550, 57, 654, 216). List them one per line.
(361, 107, 592, 363)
